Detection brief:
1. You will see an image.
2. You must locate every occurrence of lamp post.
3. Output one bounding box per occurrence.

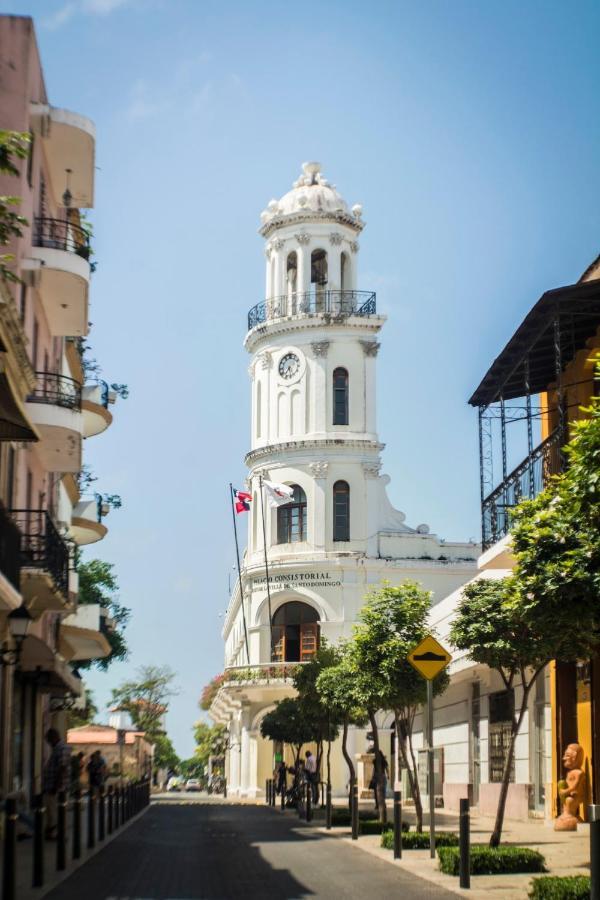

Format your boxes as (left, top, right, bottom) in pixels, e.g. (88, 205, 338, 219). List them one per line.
(0, 605, 32, 667)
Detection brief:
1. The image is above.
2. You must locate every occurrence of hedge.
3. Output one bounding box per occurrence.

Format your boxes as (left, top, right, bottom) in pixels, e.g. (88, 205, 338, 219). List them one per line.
(528, 876, 591, 900)
(381, 830, 459, 850)
(330, 809, 392, 825)
(438, 845, 546, 876)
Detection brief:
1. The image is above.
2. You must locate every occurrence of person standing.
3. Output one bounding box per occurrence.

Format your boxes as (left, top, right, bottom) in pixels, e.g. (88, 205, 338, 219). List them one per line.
(42, 728, 71, 839)
(87, 750, 107, 795)
(304, 750, 318, 804)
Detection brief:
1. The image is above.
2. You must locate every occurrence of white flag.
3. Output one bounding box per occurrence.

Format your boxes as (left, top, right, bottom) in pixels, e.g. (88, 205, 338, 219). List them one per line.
(263, 480, 294, 508)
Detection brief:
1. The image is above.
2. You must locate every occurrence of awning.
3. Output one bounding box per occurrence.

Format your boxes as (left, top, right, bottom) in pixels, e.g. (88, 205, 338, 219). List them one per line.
(0, 373, 38, 441)
(20, 636, 82, 697)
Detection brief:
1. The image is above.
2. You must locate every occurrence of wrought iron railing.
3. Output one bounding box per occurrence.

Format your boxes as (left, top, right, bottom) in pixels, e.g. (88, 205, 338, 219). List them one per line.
(28, 372, 82, 410)
(481, 429, 563, 549)
(247, 290, 376, 331)
(0, 504, 22, 590)
(33, 216, 91, 261)
(10, 510, 70, 598)
(223, 662, 305, 684)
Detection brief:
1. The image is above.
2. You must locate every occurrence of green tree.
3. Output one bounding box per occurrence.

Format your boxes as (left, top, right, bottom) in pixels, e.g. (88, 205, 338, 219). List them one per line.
(260, 697, 314, 765)
(152, 733, 179, 772)
(292, 644, 340, 777)
(66, 688, 98, 730)
(193, 722, 228, 771)
(179, 757, 204, 779)
(0, 130, 30, 283)
(351, 581, 448, 828)
(76, 559, 130, 670)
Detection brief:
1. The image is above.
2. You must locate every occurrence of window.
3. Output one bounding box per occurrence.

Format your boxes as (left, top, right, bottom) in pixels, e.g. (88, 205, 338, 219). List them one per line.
(32, 318, 39, 370)
(277, 484, 306, 543)
(19, 284, 27, 325)
(488, 689, 515, 783)
(272, 602, 319, 662)
(26, 131, 34, 188)
(340, 251, 349, 292)
(311, 249, 328, 286)
(333, 480, 350, 541)
(333, 367, 349, 425)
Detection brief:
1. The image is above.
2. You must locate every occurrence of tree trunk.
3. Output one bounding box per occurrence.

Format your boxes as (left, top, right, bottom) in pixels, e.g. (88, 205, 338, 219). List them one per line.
(395, 712, 423, 832)
(327, 738, 332, 789)
(489, 682, 533, 848)
(369, 710, 387, 824)
(341, 718, 355, 810)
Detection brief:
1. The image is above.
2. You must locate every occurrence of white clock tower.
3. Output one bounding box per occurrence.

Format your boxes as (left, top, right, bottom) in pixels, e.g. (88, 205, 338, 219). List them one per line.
(212, 163, 478, 798)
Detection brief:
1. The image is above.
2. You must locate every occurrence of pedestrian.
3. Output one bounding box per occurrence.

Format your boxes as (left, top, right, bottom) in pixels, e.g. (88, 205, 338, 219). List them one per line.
(42, 728, 71, 839)
(276, 759, 287, 797)
(372, 748, 389, 814)
(87, 749, 107, 795)
(71, 751, 84, 795)
(304, 750, 318, 805)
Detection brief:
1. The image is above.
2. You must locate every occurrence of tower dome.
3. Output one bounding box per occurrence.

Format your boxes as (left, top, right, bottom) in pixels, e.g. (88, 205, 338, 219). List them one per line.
(259, 162, 364, 237)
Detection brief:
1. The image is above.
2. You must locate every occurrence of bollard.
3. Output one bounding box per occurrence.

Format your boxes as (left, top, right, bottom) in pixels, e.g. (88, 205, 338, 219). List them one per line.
(590, 804, 600, 900)
(459, 797, 470, 889)
(281, 779, 285, 811)
(266, 779, 270, 805)
(56, 790, 67, 871)
(118, 786, 123, 826)
(33, 793, 45, 886)
(87, 789, 96, 849)
(107, 786, 113, 835)
(3, 797, 17, 900)
(123, 785, 128, 823)
(393, 789, 402, 859)
(72, 788, 81, 861)
(326, 782, 332, 830)
(98, 786, 106, 841)
(271, 780, 276, 808)
(306, 780, 312, 822)
(351, 779, 359, 840)
(223, 777, 227, 800)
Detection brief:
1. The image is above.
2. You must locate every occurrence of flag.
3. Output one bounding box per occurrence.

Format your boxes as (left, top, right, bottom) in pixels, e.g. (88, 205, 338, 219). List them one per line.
(263, 480, 295, 508)
(233, 489, 252, 514)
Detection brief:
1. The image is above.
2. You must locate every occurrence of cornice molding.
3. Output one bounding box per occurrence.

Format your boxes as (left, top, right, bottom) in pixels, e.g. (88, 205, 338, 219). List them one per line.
(246, 438, 385, 468)
(259, 209, 364, 239)
(245, 312, 385, 352)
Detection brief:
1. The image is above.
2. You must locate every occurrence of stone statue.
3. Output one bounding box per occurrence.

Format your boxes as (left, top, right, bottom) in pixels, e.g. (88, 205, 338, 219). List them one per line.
(554, 743, 586, 831)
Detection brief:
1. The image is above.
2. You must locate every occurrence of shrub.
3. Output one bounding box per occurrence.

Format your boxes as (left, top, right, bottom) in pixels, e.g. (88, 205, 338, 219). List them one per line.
(528, 876, 590, 900)
(359, 820, 393, 835)
(438, 845, 546, 876)
(381, 830, 458, 850)
(330, 809, 396, 826)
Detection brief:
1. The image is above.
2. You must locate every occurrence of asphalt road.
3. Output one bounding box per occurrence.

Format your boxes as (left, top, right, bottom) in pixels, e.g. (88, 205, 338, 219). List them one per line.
(45, 797, 456, 899)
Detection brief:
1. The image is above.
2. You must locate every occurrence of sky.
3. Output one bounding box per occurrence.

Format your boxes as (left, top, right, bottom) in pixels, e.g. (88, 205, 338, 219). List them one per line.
(5, 0, 600, 758)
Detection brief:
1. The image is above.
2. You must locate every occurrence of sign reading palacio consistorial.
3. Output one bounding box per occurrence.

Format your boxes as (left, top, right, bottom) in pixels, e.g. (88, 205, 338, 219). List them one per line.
(252, 572, 342, 589)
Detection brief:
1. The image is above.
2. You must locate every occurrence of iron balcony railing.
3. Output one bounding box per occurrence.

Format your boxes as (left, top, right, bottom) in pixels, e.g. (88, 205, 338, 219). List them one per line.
(10, 510, 70, 598)
(481, 428, 563, 550)
(247, 290, 377, 331)
(0, 504, 22, 590)
(33, 216, 91, 262)
(28, 372, 82, 411)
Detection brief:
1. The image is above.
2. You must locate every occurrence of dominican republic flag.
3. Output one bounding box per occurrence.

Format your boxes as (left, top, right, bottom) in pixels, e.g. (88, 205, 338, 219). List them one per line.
(263, 480, 295, 508)
(233, 489, 252, 514)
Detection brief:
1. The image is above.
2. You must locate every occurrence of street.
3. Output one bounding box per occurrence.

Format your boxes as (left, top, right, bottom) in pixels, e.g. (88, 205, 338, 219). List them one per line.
(44, 796, 455, 899)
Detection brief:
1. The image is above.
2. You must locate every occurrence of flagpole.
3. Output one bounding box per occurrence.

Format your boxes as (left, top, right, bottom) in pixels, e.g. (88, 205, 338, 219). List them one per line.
(229, 483, 250, 666)
(259, 475, 274, 657)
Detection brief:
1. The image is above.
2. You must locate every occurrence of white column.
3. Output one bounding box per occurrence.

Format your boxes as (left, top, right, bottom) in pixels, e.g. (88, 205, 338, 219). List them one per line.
(311, 473, 327, 552)
(364, 351, 377, 436)
(298, 245, 311, 294)
(328, 248, 341, 292)
(240, 707, 252, 796)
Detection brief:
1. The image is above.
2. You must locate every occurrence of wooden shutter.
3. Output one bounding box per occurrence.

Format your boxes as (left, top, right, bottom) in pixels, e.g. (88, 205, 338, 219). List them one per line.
(300, 624, 318, 661)
(272, 626, 285, 662)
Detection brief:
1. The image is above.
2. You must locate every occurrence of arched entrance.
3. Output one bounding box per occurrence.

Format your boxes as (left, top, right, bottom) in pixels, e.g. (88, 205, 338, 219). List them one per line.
(271, 601, 319, 663)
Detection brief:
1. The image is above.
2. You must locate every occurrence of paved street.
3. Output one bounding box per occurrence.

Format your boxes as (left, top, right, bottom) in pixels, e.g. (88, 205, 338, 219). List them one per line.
(45, 796, 455, 899)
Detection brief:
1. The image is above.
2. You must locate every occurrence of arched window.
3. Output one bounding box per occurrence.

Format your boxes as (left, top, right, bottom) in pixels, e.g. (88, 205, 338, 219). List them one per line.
(287, 251, 298, 313)
(277, 484, 307, 544)
(333, 480, 350, 541)
(311, 249, 328, 286)
(272, 601, 319, 662)
(333, 367, 349, 426)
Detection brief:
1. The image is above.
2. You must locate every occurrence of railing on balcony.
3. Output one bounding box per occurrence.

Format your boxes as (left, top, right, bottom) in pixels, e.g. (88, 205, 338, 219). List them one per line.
(10, 510, 70, 598)
(223, 662, 305, 684)
(28, 372, 82, 410)
(0, 504, 22, 590)
(482, 428, 563, 550)
(33, 216, 91, 261)
(247, 290, 377, 331)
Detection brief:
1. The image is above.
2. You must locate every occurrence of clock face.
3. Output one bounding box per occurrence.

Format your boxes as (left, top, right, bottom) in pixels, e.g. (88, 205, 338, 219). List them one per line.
(279, 353, 300, 380)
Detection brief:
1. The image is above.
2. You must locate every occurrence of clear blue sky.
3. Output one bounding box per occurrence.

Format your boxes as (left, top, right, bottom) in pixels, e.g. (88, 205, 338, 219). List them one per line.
(6, 0, 600, 758)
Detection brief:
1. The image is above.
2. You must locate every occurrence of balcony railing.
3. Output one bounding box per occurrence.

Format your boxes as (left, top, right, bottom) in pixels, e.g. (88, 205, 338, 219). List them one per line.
(10, 510, 70, 598)
(0, 504, 22, 590)
(223, 662, 305, 684)
(247, 290, 377, 331)
(33, 216, 91, 261)
(28, 372, 82, 411)
(482, 428, 563, 549)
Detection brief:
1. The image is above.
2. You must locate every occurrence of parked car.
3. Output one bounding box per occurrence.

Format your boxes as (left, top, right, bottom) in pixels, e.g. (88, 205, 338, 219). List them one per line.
(166, 777, 182, 792)
(185, 778, 202, 792)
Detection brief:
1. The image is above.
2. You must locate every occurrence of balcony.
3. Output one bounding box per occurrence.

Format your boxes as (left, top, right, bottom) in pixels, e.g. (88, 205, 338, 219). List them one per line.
(29, 217, 90, 337)
(247, 290, 377, 331)
(11, 510, 70, 612)
(210, 663, 304, 722)
(0, 504, 23, 611)
(481, 429, 562, 550)
(26, 372, 82, 473)
(69, 495, 108, 546)
(59, 603, 111, 662)
(82, 381, 114, 438)
(31, 103, 96, 208)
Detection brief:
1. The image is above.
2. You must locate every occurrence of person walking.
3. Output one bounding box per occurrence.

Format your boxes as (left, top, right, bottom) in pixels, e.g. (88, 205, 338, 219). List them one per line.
(304, 750, 318, 805)
(276, 759, 287, 798)
(42, 728, 71, 839)
(373, 749, 389, 815)
(87, 749, 107, 795)
(70, 751, 84, 795)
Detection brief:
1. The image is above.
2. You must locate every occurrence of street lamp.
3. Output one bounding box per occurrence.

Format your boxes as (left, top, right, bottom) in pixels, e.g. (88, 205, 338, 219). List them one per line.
(1, 605, 32, 667)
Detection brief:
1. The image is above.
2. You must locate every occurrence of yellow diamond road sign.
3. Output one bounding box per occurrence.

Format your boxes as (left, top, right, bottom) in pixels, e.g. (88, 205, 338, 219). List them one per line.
(408, 635, 452, 681)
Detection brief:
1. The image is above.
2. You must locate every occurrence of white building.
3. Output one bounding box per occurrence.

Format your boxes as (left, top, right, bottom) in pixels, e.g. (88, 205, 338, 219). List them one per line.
(210, 162, 479, 798)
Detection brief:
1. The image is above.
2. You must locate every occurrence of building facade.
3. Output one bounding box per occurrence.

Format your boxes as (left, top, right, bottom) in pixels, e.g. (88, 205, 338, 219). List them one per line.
(211, 162, 478, 797)
(0, 15, 119, 803)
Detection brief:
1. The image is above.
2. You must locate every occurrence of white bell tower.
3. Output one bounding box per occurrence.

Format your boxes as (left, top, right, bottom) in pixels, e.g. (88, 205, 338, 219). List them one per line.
(245, 162, 386, 561)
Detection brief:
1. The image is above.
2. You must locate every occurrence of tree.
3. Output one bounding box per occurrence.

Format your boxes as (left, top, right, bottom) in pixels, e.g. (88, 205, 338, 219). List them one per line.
(152, 733, 179, 772)
(193, 722, 228, 771)
(292, 644, 340, 776)
(179, 757, 204, 779)
(66, 688, 98, 730)
(76, 559, 130, 670)
(111, 664, 178, 736)
(351, 581, 448, 828)
(199, 674, 226, 711)
(260, 698, 314, 765)
(0, 130, 30, 283)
